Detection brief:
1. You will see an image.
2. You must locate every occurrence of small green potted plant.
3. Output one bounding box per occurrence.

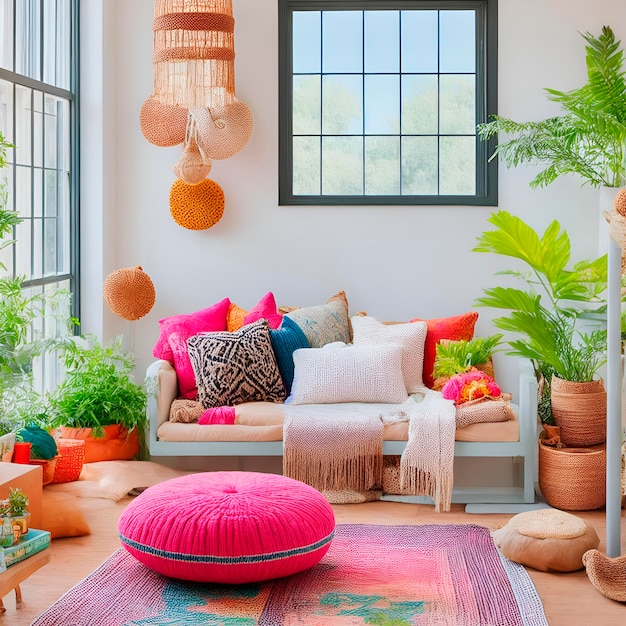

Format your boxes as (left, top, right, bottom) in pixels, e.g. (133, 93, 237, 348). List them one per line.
(7, 487, 30, 537)
(47, 335, 149, 462)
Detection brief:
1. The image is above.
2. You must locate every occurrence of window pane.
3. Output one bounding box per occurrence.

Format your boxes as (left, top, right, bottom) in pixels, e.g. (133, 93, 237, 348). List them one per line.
(440, 11, 475, 73)
(440, 136, 476, 194)
(401, 11, 438, 73)
(44, 95, 58, 169)
(0, 80, 14, 142)
(365, 75, 399, 134)
(365, 11, 399, 73)
(402, 136, 438, 195)
(293, 75, 321, 135)
(33, 91, 43, 168)
(15, 217, 31, 276)
(0, 1, 14, 71)
(45, 169, 57, 217)
(440, 74, 475, 134)
(366, 136, 399, 195)
(322, 12, 363, 74)
(44, 217, 57, 275)
(402, 75, 438, 135)
(15, 165, 31, 218)
(15, 86, 32, 167)
(16, 0, 42, 80)
(293, 137, 320, 195)
(58, 172, 70, 273)
(322, 75, 363, 135)
(293, 11, 321, 73)
(322, 136, 363, 195)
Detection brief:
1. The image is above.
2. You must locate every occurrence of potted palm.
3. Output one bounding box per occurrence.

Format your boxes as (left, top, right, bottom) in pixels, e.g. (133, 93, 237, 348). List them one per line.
(474, 211, 608, 510)
(46, 335, 149, 462)
(477, 25, 626, 190)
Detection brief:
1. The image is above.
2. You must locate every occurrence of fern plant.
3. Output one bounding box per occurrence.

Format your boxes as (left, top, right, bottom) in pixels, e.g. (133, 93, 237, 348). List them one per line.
(433, 335, 503, 379)
(474, 211, 608, 390)
(477, 26, 626, 188)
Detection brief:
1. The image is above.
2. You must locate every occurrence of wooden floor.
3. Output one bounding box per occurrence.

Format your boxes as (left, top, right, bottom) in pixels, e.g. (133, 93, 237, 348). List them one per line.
(2, 496, 625, 625)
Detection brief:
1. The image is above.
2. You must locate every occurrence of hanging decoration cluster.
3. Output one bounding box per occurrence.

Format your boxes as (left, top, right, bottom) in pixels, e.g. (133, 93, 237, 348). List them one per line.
(141, 0, 253, 230)
(103, 266, 156, 321)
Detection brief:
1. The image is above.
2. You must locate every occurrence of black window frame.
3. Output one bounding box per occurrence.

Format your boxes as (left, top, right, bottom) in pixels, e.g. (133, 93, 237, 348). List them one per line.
(278, 0, 498, 206)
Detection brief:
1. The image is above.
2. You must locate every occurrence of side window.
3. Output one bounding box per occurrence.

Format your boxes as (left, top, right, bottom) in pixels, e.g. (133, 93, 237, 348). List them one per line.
(278, 0, 498, 206)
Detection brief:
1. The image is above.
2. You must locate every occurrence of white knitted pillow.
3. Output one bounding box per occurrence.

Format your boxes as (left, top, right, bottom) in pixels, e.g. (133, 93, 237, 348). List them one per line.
(288, 343, 408, 405)
(351, 316, 427, 393)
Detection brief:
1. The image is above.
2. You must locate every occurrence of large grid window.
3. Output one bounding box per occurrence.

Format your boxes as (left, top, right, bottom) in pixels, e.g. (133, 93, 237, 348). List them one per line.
(279, 0, 498, 205)
(0, 0, 78, 391)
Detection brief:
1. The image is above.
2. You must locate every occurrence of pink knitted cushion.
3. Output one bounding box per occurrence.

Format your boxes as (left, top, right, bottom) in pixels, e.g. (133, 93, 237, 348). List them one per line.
(118, 472, 335, 584)
(198, 405, 236, 425)
(243, 291, 283, 329)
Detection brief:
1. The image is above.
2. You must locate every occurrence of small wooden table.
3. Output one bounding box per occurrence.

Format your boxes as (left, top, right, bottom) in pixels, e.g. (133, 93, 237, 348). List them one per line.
(0, 550, 51, 612)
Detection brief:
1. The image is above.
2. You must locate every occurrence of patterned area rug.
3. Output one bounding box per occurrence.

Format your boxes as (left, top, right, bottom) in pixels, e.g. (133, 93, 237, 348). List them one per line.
(33, 524, 548, 626)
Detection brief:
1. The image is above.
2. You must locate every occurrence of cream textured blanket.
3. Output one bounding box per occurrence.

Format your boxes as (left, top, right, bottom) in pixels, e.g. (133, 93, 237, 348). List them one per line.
(283, 390, 456, 512)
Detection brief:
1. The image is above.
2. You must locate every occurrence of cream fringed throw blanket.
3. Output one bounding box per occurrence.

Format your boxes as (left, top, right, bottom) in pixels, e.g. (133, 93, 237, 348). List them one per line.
(283, 390, 456, 512)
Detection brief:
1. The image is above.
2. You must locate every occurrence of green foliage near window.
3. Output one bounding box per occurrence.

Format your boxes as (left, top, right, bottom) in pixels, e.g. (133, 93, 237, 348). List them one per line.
(47, 335, 148, 440)
(478, 26, 626, 188)
(7, 487, 29, 517)
(432, 334, 503, 379)
(474, 211, 608, 394)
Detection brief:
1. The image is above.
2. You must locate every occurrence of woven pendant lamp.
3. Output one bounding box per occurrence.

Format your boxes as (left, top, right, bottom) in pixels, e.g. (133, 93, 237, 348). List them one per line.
(153, 0, 237, 110)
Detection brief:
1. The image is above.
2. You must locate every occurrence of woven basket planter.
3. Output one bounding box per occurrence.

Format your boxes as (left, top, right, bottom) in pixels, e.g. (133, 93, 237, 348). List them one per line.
(550, 377, 606, 446)
(538, 440, 606, 511)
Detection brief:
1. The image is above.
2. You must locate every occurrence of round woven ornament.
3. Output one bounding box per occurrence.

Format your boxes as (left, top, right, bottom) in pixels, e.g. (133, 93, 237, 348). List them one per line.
(173, 137, 212, 185)
(140, 96, 188, 147)
(103, 266, 156, 321)
(192, 100, 253, 160)
(614, 188, 626, 217)
(170, 178, 225, 230)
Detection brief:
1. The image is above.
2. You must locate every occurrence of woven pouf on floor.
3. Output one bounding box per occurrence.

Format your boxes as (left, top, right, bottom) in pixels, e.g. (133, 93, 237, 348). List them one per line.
(118, 471, 336, 584)
(492, 508, 599, 572)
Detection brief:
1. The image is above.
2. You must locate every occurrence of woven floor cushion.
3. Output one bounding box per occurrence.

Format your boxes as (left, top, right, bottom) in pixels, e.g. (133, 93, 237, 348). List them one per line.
(492, 508, 599, 572)
(118, 471, 336, 584)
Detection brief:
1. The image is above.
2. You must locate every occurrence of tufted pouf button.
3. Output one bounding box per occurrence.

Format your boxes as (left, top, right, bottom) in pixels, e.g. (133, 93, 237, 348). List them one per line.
(492, 508, 600, 572)
(117, 471, 336, 584)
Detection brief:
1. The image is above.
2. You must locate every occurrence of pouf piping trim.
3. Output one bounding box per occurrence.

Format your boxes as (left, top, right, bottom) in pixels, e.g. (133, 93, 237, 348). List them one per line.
(118, 529, 335, 564)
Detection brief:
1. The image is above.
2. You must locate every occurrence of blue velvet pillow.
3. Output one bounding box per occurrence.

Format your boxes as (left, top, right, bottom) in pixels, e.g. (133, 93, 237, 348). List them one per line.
(269, 317, 310, 394)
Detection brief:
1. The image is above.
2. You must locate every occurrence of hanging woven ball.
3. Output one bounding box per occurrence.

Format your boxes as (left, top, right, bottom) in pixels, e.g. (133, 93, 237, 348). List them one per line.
(170, 178, 225, 231)
(103, 266, 156, 321)
(192, 101, 253, 160)
(140, 96, 188, 147)
(614, 188, 626, 217)
(173, 137, 212, 185)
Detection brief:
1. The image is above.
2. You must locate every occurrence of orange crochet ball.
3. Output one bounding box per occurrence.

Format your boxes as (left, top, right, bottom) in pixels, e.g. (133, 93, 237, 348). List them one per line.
(169, 178, 225, 230)
(103, 266, 156, 321)
(614, 188, 626, 217)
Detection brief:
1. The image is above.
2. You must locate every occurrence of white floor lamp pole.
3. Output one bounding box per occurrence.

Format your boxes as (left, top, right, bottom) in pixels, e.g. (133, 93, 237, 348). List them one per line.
(606, 235, 622, 557)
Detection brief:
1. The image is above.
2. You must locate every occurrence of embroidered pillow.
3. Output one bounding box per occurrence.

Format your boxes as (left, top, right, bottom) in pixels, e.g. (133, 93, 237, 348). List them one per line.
(288, 343, 408, 405)
(243, 292, 283, 329)
(351, 316, 427, 394)
(269, 316, 310, 394)
(188, 320, 286, 409)
(152, 297, 231, 363)
(410, 311, 479, 388)
(285, 291, 351, 348)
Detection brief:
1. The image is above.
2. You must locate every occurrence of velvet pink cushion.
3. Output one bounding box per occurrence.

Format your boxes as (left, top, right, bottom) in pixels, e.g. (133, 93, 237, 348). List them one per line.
(152, 297, 231, 399)
(243, 292, 283, 329)
(118, 472, 336, 584)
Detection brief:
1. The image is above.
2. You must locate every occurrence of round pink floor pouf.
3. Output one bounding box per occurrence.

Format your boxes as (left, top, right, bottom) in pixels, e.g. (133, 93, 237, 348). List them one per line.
(117, 471, 336, 584)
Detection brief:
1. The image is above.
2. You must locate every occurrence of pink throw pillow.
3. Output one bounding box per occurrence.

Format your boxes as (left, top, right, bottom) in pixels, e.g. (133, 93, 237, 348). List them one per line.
(153, 298, 231, 362)
(243, 292, 283, 329)
(198, 406, 237, 425)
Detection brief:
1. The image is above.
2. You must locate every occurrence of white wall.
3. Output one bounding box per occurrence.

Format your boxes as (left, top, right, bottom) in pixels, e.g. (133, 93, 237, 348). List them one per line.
(80, 1, 626, 472)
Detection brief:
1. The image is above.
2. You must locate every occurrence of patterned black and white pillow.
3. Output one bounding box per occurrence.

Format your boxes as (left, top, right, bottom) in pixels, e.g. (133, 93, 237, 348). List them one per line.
(188, 319, 286, 409)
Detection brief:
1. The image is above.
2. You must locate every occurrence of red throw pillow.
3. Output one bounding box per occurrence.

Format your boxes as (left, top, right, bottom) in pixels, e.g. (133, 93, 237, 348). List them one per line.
(410, 311, 479, 388)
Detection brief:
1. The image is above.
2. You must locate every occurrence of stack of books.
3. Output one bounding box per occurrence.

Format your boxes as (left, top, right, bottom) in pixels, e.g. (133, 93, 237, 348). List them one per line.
(0, 528, 51, 573)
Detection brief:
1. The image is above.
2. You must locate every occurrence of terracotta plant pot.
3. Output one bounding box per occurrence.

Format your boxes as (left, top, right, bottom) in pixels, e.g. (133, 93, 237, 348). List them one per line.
(550, 377, 606, 446)
(539, 439, 606, 511)
(59, 424, 140, 463)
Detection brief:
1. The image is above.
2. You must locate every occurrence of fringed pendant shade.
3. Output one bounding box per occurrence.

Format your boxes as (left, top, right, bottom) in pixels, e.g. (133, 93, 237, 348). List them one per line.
(153, 0, 237, 110)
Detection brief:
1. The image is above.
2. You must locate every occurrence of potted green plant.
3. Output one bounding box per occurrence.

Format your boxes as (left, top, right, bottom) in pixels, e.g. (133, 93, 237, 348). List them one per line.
(477, 26, 626, 190)
(7, 487, 30, 537)
(47, 335, 149, 462)
(474, 211, 608, 440)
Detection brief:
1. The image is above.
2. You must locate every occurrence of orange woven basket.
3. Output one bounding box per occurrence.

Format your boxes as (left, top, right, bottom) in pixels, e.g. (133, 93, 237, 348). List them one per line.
(29, 456, 60, 485)
(52, 439, 86, 484)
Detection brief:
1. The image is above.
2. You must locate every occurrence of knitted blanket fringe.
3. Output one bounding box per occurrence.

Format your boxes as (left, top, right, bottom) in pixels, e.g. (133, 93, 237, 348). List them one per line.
(283, 391, 456, 512)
